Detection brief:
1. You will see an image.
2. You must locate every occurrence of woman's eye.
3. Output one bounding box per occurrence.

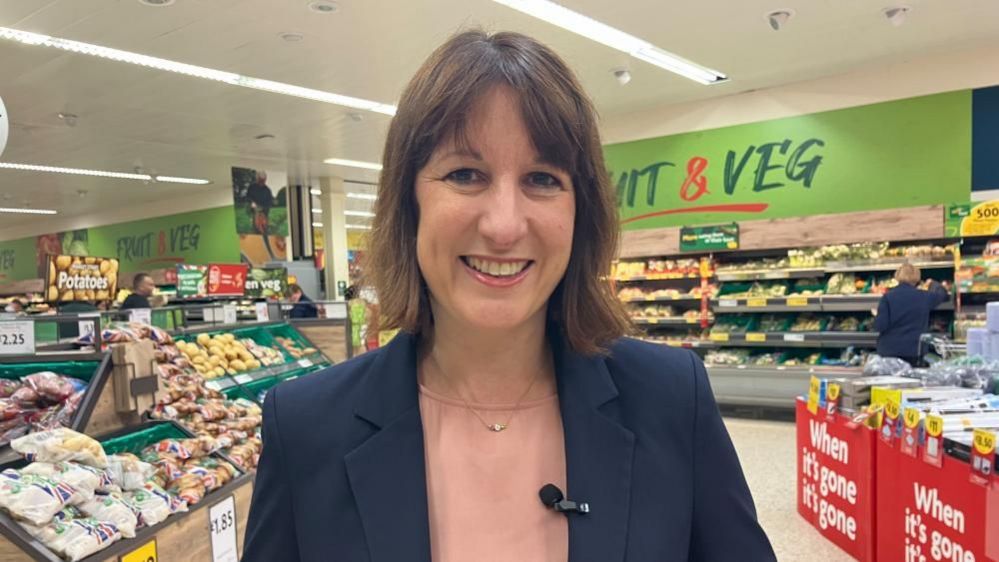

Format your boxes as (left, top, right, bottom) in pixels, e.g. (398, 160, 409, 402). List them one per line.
(443, 168, 483, 185)
(526, 172, 563, 190)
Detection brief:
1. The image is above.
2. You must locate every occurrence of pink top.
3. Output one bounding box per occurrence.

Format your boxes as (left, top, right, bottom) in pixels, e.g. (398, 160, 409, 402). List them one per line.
(419, 384, 569, 562)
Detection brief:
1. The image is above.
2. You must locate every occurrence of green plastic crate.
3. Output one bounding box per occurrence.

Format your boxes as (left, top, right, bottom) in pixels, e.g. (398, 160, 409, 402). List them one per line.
(0, 361, 101, 383)
(100, 422, 189, 456)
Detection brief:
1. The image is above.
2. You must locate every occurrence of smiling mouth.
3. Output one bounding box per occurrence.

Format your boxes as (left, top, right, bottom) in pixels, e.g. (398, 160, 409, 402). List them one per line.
(460, 256, 533, 278)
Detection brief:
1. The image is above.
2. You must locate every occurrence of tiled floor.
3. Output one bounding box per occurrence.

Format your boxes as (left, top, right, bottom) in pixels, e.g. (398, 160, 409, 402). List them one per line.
(724, 417, 855, 562)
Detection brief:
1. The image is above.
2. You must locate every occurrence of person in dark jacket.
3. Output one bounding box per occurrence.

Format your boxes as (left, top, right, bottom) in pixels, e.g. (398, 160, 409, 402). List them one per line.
(120, 273, 154, 310)
(287, 283, 318, 319)
(873, 263, 949, 366)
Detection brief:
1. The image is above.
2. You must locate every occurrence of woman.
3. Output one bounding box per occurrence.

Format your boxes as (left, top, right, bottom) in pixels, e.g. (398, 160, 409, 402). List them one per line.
(874, 263, 950, 366)
(243, 30, 774, 561)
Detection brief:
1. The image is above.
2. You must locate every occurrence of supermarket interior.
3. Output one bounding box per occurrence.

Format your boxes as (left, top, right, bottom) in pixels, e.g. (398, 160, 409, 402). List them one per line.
(1, 0, 999, 561)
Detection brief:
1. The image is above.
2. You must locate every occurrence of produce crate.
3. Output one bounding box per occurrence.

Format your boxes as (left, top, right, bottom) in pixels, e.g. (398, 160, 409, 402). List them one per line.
(0, 354, 112, 464)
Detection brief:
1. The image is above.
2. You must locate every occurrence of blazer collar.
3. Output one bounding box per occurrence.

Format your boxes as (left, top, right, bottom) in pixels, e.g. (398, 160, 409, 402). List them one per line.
(345, 330, 635, 562)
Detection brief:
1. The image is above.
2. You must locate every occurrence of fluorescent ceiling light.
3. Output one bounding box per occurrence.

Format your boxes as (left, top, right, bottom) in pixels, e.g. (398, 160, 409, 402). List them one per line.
(347, 192, 377, 201)
(311, 208, 322, 214)
(346, 224, 372, 230)
(323, 158, 383, 171)
(312, 222, 324, 228)
(310, 188, 322, 195)
(0, 27, 397, 116)
(0, 207, 57, 215)
(489, 0, 727, 85)
(344, 210, 375, 218)
(0, 162, 210, 184)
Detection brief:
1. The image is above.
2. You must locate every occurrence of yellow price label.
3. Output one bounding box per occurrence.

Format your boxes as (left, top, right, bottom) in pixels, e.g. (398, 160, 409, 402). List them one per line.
(962, 201, 999, 237)
(871, 387, 903, 409)
(787, 296, 809, 307)
(973, 428, 996, 455)
(826, 383, 841, 402)
(709, 333, 730, 342)
(120, 539, 157, 562)
(745, 332, 767, 342)
(806, 376, 821, 415)
(925, 415, 944, 438)
(885, 398, 901, 420)
(747, 297, 768, 307)
(903, 407, 921, 429)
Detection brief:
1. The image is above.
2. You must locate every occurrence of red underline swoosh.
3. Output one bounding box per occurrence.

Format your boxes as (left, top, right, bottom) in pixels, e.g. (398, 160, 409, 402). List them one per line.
(621, 203, 770, 225)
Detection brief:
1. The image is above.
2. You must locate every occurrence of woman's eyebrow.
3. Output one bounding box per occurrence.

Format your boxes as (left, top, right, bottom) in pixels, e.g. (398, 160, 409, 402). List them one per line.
(435, 148, 483, 161)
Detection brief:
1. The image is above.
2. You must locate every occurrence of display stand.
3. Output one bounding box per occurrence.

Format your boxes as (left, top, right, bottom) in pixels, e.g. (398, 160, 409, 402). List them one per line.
(796, 398, 877, 562)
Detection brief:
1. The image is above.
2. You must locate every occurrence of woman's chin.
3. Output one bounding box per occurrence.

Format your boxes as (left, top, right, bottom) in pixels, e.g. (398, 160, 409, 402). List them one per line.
(449, 303, 542, 333)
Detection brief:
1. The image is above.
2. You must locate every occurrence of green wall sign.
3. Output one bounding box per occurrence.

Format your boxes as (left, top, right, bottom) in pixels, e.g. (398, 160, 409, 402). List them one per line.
(0, 206, 241, 283)
(680, 223, 739, 252)
(605, 91, 972, 230)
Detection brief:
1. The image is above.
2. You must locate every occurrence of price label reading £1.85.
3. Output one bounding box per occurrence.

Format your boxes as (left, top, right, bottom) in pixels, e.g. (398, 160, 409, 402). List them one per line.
(209, 496, 238, 562)
(0, 321, 34, 355)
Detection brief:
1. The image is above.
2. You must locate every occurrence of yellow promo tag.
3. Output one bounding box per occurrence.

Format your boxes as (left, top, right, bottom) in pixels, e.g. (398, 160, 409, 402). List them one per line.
(925, 415, 944, 438)
(826, 383, 841, 402)
(746, 332, 767, 342)
(121, 539, 157, 562)
(807, 375, 821, 415)
(885, 397, 901, 421)
(903, 407, 921, 429)
(709, 333, 730, 342)
(973, 428, 996, 456)
(787, 296, 809, 307)
(747, 297, 768, 307)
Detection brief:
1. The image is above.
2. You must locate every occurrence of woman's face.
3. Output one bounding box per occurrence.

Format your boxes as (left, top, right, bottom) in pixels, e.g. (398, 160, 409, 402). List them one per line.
(414, 86, 575, 334)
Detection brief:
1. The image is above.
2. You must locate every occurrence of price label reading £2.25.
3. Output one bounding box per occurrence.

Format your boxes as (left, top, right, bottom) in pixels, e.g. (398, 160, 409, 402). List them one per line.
(209, 496, 238, 562)
(0, 321, 34, 355)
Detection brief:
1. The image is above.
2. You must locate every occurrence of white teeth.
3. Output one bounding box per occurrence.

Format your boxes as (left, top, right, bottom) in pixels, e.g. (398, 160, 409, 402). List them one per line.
(466, 257, 528, 277)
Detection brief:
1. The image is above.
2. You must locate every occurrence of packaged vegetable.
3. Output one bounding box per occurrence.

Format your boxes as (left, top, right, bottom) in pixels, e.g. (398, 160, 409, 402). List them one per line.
(21, 516, 121, 561)
(12, 428, 109, 468)
(123, 482, 174, 526)
(22, 372, 80, 403)
(0, 470, 83, 525)
(78, 493, 138, 538)
(107, 453, 156, 491)
(11, 386, 40, 408)
(21, 461, 102, 501)
(0, 380, 21, 398)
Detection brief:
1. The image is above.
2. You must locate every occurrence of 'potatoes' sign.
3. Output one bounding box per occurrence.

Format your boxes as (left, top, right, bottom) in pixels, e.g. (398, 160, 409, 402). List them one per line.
(46, 255, 119, 302)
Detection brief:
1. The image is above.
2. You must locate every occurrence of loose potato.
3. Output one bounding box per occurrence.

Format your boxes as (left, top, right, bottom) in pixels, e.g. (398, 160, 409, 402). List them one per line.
(230, 359, 247, 372)
(207, 355, 222, 366)
(214, 367, 226, 377)
(196, 334, 211, 346)
(192, 355, 206, 365)
(224, 349, 238, 361)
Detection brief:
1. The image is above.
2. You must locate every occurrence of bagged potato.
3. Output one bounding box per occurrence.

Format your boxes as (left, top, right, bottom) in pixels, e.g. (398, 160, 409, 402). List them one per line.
(0, 469, 83, 525)
(107, 453, 156, 491)
(123, 482, 174, 527)
(12, 428, 108, 468)
(78, 493, 138, 538)
(21, 515, 121, 561)
(21, 462, 101, 501)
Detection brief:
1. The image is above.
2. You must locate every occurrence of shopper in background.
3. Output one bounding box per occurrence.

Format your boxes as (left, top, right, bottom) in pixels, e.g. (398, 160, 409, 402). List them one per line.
(244, 30, 775, 562)
(120, 273, 154, 310)
(873, 263, 950, 366)
(286, 283, 318, 319)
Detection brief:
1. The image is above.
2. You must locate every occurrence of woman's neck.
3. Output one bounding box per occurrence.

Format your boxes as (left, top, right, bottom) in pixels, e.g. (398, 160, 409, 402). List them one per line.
(420, 309, 556, 404)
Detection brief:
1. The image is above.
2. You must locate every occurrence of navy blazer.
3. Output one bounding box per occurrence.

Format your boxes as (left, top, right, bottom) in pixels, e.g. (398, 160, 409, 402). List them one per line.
(242, 331, 776, 561)
(874, 282, 948, 359)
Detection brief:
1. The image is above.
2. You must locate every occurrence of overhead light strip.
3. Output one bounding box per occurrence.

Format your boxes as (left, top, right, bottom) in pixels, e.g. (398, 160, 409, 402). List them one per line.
(346, 224, 372, 230)
(488, 0, 727, 84)
(324, 158, 383, 171)
(347, 192, 377, 201)
(0, 27, 397, 115)
(312, 222, 324, 228)
(0, 207, 57, 215)
(344, 210, 375, 218)
(0, 162, 210, 184)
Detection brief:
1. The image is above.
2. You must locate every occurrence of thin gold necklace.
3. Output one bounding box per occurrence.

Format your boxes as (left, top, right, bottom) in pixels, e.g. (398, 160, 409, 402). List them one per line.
(427, 352, 545, 432)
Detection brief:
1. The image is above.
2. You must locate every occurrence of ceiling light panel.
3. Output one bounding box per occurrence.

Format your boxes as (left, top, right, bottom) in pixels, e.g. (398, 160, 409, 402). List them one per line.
(346, 224, 372, 230)
(346, 192, 377, 201)
(0, 207, 57, 215)
(489, 0, 726, 84)
(0, 27, 397, 115)
(0, 162, 210, 185)
(324, 158, 383, 170)
(344, 210, 375, 217)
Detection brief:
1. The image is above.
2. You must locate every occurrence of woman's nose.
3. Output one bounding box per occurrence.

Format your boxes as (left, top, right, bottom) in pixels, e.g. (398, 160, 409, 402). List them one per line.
(477, 177, 528, 249)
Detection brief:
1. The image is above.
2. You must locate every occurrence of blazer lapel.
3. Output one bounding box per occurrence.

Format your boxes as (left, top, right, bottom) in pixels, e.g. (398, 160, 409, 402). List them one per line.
(344, 333, 432, 562)
(554, 332, 636, 562)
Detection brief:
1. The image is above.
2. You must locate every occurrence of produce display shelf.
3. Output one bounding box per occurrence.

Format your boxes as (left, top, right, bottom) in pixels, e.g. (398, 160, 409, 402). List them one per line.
(614, 273, 704, 282)
(619, 296, 704, 304)
(707, 331, 878, 348)
(641, 339, 716, 349)
(204, 353, 327, 392)
(632, 317, 710, 327)
(706, 365, 864, 408)
(711, 294, 954, 313)
(714, 260, 955, 282)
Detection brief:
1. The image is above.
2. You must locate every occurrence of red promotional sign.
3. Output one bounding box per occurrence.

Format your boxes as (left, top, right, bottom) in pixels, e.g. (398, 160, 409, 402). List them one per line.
(796, 399, 877, 562)
(206, 263, 248, 296)
(876, 438, 999, 562)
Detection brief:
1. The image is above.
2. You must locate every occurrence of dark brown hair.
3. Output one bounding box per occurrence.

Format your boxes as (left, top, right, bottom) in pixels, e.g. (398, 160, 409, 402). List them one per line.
(367, 30, 632, 355)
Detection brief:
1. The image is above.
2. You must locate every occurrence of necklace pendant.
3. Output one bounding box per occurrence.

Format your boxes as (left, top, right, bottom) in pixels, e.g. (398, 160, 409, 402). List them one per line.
(489, 423, 507, 432)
